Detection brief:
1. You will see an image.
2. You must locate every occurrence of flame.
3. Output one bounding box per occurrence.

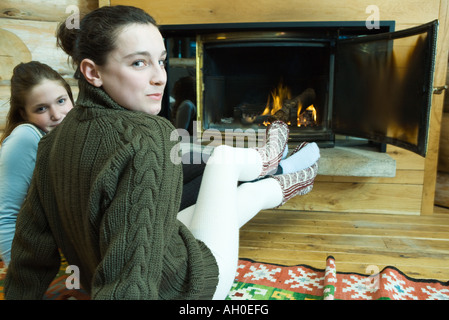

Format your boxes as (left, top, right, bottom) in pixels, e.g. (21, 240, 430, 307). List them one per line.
(262, 83, 291, 116)
(297, 104, 317, 127)
(261, 83, 317, 128)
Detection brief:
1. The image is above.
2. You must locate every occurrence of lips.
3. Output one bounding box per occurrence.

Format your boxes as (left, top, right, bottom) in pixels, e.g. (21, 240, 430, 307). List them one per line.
(147, 93, 163, 101)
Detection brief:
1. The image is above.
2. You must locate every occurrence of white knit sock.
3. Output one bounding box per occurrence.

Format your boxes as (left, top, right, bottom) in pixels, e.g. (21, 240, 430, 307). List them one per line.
(279, 142, 320, 174)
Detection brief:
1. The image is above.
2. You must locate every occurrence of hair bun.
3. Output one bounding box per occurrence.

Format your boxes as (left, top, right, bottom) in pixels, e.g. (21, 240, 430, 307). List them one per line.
(56, 21, 79, 63)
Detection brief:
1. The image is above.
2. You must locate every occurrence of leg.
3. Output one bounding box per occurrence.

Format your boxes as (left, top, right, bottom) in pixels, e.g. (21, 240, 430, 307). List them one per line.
(178, 122, 319, 299)
(177, 122, 289, 228)
(177, 177, 282, 231)
(181, 152, 206, 210)
(183, 145, 284, 299)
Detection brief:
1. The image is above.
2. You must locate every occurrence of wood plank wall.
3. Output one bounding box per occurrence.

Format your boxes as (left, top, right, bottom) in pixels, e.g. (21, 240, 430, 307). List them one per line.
(112, 0, 449, 215)
(435, 60, 449, 208)
(0, 0, 447, 215)
(0, 0, 98, 130)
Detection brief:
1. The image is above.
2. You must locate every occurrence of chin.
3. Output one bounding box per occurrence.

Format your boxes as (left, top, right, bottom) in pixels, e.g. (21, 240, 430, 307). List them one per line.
(147, 106, 161, 115)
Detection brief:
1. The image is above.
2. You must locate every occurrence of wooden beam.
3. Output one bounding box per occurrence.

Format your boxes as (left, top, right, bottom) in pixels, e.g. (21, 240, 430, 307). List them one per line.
(111, 0, 440, 27)
(0, 0, 97, 22)
(98, 0, 110, 7)
(438, 113, 449, 172)
(0, 18, 76, 80)
(421, 0, 449, 214)
(0, 28, 31, 82)
(435, 172, 449, 207)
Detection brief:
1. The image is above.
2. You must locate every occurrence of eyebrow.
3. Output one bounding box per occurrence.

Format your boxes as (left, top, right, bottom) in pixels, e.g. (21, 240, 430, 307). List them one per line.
(123, 50, 167, 59)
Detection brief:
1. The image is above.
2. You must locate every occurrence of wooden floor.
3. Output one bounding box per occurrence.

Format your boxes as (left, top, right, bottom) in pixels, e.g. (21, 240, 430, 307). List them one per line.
(239, 205, 449, 282)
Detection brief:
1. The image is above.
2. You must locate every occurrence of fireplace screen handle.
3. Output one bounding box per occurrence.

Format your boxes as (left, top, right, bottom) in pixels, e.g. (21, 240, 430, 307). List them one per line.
(433, 85, 448, 94)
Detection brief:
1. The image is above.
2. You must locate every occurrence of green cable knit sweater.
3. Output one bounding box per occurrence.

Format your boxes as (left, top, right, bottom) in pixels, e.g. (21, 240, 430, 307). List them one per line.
(4, 78, 219, 300)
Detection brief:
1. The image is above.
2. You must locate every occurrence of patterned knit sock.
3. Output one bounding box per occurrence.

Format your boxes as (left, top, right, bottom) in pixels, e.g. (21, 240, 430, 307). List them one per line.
(271, 162, 319, 207)
(255, 121, 289, 178)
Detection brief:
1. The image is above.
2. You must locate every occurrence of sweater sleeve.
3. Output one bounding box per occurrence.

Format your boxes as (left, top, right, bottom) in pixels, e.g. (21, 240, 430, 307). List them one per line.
(4, 174, 61, 299)
(0, 124, 42, 266)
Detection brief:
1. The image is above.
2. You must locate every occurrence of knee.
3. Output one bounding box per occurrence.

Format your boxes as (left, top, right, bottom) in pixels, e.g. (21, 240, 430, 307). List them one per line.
(209, 145, 233, 164)
(212, 145, 232, 156)
(237, 182, 254, 194)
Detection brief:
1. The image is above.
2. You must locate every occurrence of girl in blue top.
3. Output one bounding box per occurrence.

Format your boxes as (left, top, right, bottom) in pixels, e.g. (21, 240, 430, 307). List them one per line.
(0, 61, 74, 266)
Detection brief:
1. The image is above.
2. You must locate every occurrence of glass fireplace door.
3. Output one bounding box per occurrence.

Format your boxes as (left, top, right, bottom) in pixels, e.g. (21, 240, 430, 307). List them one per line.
(333, 20, 438, 156)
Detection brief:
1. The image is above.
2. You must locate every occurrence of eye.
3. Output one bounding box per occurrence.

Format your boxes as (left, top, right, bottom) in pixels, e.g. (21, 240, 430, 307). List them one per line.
(159, 59, 166, 68)
(57, 98, 66, 104)
(35, 106, 47, 113)
(132, 60, 147, 68)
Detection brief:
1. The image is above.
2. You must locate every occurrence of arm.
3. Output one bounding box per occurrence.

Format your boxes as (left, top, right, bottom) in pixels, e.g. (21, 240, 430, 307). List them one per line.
(4, 175, 60, 299)
(0, 125, 42, 266)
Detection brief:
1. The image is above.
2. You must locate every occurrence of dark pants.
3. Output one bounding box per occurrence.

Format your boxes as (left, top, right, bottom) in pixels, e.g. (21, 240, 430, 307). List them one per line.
(180, 152, 206, 211)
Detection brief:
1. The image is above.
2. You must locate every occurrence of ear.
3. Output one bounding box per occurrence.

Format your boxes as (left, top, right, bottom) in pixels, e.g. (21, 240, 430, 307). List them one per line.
(19, 108, 27, 121)
(80, 59, 103, 87)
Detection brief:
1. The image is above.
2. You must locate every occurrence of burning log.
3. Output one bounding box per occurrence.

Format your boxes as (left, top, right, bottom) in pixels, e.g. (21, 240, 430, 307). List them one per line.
(285, 88, 316, 113)
(267, 88, 316, 123)
(236, 87, 317, 126)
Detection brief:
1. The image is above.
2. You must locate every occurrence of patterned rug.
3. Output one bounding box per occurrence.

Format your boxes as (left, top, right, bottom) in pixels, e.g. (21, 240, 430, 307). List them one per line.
(230, 256, 449, 300)
(1, 256, 448, 300)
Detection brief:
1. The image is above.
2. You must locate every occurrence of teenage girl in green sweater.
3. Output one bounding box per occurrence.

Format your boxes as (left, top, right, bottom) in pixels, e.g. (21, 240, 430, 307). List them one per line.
(5, 5, 318, 300)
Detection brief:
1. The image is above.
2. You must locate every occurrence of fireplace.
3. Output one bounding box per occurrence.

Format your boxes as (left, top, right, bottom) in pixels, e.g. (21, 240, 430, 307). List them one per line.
(161, 20, 438, 156)
(198, 30, 333, 145)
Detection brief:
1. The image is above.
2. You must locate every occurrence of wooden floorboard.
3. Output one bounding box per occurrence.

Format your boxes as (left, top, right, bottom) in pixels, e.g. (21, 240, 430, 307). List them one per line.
(238, 206, 449, 282)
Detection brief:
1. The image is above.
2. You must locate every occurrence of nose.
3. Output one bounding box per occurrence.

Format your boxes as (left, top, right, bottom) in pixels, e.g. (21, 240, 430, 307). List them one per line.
(150, 64, 167, 86)
(49, 106, 63, 121)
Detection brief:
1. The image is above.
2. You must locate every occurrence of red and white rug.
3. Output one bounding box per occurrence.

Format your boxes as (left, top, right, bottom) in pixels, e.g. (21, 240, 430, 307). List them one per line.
(1, 256, 448, 300)
(228, 256, 449, 300)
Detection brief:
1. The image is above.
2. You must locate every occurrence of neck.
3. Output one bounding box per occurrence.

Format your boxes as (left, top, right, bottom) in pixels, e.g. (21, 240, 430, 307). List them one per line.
(76, 77, 125, 112)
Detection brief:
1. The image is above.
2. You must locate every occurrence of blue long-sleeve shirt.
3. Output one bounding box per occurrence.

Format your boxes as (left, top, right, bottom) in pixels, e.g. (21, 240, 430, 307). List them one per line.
(0, 124, 44, 266)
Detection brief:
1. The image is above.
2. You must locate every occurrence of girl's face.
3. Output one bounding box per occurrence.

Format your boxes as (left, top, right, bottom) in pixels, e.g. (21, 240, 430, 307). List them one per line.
(96, 23, 167, 115)
(22, 79, 73, 133)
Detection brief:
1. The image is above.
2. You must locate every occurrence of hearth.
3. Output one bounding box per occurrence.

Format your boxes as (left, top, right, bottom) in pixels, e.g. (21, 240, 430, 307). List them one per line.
(161, 20, 438, 156)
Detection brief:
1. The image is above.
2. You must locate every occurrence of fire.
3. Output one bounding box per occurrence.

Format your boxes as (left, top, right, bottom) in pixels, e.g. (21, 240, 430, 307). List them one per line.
(262, 83, 291, 116)
(261, 83, 317, 127)
(297, 104, 317, 127)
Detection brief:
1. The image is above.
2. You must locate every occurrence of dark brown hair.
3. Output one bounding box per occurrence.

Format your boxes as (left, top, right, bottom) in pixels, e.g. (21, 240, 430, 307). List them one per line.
(56, 5, 158, 78)
(0, 61, 74, 144)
